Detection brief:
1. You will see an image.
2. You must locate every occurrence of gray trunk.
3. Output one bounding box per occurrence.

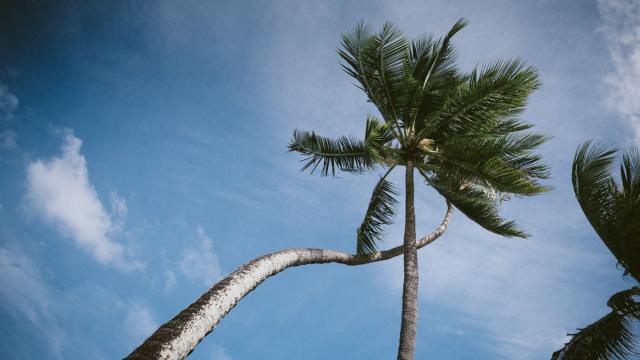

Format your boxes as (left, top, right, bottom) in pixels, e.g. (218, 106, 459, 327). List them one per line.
(125, 201, 452, 360)
(397, 160, 418, 360)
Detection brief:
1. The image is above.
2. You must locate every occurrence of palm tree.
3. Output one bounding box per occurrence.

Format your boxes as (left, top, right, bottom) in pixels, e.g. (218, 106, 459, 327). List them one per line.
(125, 19, 549, 360)
(289, 19, 549, 360)
(552, 142, 639, 360)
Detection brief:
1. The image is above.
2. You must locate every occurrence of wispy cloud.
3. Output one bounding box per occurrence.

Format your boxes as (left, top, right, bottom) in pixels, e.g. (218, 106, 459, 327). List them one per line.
(0, 82, 18, 121)
(124, 303, 158, 343)
(0, 245, 158, 356)
(598, 0, 640, 143)
(0, 246, 63, 353)
(25, 130, 139, 270)
(211, 345, 233, 360)
(164, 270, 177, 294)
(0, 129, 17, 149)
(178, 226, 221, 286)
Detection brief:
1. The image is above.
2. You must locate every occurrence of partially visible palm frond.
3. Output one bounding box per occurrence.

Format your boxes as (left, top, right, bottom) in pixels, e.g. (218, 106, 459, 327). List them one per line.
(571, 142, 640, 280)
(552, 287, 639, 360)
(357, 171, 398, 254)
(607, 287, 640, 318)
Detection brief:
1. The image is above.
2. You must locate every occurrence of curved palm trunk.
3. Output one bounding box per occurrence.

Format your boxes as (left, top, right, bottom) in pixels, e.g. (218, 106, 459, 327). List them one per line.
(397, 160, 418, 360)
(125, 202, 453, 360)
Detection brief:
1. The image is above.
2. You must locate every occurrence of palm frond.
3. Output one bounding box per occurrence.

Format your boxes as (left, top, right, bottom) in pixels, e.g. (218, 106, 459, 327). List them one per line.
(432, 59, 540, 138)
(571, 142, 640, 279)
(426, 132, 550, 197)
(356, 169, 398, 255)
(423, 170, 527, 237)
(364, 115, 395, 161)
(288, 129, 373, 176)
(338, 21, 408, 132)
(552, 287, 640, 360)
(607, 287, 640, 318)
(412, 18, 468, 132)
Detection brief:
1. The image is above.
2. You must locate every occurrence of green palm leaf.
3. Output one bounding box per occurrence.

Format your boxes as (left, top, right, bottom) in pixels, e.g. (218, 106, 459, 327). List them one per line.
(432, 59, 540, 138)
(429, 132, 551, 196)
(356, 169, 398, 255)
(572, 141, 640, 281)
(288, 129, 373, 176)
(423, 170, 526, 237)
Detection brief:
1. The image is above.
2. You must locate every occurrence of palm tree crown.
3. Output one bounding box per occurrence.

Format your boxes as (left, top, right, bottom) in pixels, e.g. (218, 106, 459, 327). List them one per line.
(289, 18, 550, 254)
(553, 142, 640, 360)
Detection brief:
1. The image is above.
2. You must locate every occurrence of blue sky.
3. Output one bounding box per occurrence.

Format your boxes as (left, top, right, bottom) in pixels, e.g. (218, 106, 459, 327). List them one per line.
(1, 0, 639, 359)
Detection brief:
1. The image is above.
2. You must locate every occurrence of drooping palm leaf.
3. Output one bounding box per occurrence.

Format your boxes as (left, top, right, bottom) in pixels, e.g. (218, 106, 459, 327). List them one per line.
(428, 132, 551, 196)
(571, 142, 640, 280)
(356, 169, 399, 255)
(422, 169, 527, 237)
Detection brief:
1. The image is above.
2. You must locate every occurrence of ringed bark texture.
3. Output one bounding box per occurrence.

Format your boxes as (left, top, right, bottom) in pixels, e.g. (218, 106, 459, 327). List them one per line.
(125, 201, 452, 360)
(397, 161, 418, 360)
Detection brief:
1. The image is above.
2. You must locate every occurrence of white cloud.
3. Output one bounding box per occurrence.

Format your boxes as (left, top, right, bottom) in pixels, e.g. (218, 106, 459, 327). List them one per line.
(598, 0, 640, 143)
(25, 130, 138, 270)
(178, 226, 221, 286)
(124, 303, 158, 343)
(0, 82, 18, 120)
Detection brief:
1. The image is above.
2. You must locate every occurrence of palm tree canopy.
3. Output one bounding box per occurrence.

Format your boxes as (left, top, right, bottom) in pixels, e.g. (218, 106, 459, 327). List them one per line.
(572, 142, 640, 282)
(553, 142, 640, 360)
(289, 19, 550, 254)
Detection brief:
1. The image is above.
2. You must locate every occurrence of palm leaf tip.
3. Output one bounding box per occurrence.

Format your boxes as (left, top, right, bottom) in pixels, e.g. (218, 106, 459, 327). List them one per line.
(356, 176, 398, 255)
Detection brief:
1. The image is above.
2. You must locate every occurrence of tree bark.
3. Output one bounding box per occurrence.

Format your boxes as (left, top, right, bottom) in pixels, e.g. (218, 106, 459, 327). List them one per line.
(397, 160, 418, 360)
(125, 201, 453, 360)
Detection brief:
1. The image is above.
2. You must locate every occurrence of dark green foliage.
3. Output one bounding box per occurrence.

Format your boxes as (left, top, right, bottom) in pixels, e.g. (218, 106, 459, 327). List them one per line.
(552, 287, 640, 360)
(572, 142, 640, 281)
(289, 19, 549, 254)
(553, 143, 640, 359)
(288, 130, 372, 176)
